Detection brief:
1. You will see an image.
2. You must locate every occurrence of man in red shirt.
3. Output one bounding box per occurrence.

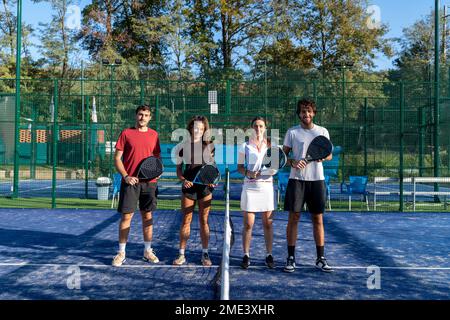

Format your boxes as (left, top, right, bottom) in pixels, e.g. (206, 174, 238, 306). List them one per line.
(112, 105, 161, 267)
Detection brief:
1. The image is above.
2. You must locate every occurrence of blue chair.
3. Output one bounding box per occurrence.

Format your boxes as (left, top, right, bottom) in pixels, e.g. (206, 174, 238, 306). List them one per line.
(111, 173, 122, 208)
(340, 175, 369, 210)
(277, 171, 290, 210)
(323, 146, 341, 179)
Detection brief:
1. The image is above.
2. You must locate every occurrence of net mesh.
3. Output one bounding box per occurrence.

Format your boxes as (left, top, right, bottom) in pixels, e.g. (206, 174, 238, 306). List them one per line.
(211, 168, 234, 300)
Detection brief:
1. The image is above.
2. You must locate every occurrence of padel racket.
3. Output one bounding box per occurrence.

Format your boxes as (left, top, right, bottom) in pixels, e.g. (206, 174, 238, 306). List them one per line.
(303, 136, 333, 163)
(192, 164, 221, 185)
(137, 156, 164, 180)
(259, 146, 287, 176)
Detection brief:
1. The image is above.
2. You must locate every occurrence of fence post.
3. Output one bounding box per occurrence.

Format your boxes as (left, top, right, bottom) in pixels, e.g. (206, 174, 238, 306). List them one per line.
(51, 79, 59, 209)
(155, 94, 160, 133)
(364, 97, 368, 176)
(140, 80, 145, 105)
(313, 80, 317, 102)
(341, 72, 346, 182)
(12, 0, 22, 198)
(30, 105, 36, 179)
(108, 68, 115, 179)
(85, 97, 90, 199)
(226, 80, 231, 115)
(399, 82, 404, 212)
(419, 106, 425, 176)
(434, 0, 441, 198)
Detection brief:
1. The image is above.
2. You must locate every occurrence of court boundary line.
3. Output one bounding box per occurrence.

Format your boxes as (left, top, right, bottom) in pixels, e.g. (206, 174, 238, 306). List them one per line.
(0, 263, 449, 270)
(0, 262, 219, 268)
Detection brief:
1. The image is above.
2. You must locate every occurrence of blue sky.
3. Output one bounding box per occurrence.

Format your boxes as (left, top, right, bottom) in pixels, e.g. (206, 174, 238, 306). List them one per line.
(370, 0, 436, 69)
(20, 0, 439, 71)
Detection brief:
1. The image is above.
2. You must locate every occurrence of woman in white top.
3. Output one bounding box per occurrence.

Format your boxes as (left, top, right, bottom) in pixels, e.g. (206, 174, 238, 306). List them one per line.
(237, 117, 275, 269)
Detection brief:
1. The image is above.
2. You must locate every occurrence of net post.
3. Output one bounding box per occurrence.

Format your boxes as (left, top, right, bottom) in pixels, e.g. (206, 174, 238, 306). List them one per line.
(220, 168, 231, 300)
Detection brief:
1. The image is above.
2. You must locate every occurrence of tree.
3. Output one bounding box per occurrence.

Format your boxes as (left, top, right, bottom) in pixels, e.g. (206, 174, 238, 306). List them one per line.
(164, 0, 194, 79)
(297, 0, 391, 74)
(217, 0, 272, 70)
(392, 12, 445, 82)
(34, 0, 80, 79)
(79, 0, 123, 60)
(0, 0, 34, 82)
(184, 0, 220, 77)
(121, 0, 170, 70)
(253, 38, 314, 80)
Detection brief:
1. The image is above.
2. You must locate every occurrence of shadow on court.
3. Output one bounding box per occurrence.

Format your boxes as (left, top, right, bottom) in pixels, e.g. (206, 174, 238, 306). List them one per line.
(1, 208, 449, 300)
(228, 211, 450, 299)
(0, 209, 224, 300)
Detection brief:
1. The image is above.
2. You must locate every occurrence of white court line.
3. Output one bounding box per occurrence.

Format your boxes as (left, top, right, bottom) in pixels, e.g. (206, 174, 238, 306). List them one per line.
(229, 266, 450, 270)
(19, 181, 83, 193)
(0, 262, 219, 268)
(0, 263, 449, 270)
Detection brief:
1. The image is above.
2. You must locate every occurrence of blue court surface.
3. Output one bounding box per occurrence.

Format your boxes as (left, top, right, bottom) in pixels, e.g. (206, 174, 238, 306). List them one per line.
(0, 208, 449, 300)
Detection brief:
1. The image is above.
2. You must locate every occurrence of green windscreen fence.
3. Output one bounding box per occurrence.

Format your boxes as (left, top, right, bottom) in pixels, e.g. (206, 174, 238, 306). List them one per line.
(0, 78, 449, 211)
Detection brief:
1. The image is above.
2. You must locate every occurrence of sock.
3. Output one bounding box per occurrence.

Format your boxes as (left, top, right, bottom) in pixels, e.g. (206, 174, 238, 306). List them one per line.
(244, 252, 250, 257)
(144, 241, 152, 251)
(202, 248, 208, 254)
(266, 252, 272, 257)
(288, 245, 295, 258)
(316, 246, 324, 259)
(118, 243, 126, 253)
(179, 248, 185, 255)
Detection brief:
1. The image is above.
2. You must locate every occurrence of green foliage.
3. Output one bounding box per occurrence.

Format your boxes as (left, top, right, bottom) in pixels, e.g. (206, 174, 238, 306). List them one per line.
(297, 0, 392, 72)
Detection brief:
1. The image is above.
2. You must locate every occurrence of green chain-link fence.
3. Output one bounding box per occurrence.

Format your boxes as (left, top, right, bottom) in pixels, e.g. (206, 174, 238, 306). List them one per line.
(0, 78, 449, 211)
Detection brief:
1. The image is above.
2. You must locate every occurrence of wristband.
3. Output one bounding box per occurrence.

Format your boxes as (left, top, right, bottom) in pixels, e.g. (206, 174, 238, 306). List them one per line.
(124, 175, 129, 179)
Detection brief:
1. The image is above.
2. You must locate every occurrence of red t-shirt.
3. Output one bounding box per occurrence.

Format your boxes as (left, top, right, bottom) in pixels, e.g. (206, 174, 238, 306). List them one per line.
(115, 127, 161, 182)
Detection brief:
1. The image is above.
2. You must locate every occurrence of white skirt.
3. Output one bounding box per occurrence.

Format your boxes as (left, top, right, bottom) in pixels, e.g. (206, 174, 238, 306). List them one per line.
(240, 181, 275, 212)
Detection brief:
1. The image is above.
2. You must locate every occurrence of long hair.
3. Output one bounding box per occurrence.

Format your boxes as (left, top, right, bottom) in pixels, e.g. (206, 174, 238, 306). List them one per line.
(187, 115, 212, 144)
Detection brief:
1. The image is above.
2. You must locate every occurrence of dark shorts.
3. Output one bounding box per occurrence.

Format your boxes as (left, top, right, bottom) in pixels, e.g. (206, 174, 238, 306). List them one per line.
(182, 166, 214, 201)
(118, 181, 158, 213)
(182, 184, 213, 201)
(283, 179, 326, 214)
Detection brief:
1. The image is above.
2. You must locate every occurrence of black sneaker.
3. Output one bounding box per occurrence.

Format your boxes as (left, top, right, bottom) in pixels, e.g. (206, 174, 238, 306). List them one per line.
(283, 256, 295, 273)
(240, 255, 250, 269)
(315, 256, 333, 273)
(265, 255, 275, 269)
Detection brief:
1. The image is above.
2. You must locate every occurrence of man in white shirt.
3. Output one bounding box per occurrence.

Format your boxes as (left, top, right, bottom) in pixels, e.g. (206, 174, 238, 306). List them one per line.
(282, 99, 333, 273)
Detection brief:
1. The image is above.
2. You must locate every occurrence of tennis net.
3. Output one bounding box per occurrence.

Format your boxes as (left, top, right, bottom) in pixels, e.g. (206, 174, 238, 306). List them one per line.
(211, 168, 234, 300)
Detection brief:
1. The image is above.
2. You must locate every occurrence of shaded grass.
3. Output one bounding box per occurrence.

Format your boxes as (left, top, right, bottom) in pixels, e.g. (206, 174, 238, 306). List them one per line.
(0, 197, 242, 211)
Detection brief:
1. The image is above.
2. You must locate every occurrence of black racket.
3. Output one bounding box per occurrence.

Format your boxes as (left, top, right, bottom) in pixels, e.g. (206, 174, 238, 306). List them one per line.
(304, 136, 333, 163)
(137, 156, 164, 180)
(259, 146, 287, 176)
(192, 164, 221, 185)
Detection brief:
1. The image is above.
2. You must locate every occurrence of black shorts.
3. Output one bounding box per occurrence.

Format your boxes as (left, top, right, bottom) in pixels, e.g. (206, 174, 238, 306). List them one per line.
(182, 166, 213, 201)
(118, 181, 158, 213)
(283, 179, 326, 214)
(182, 184, 213, 201)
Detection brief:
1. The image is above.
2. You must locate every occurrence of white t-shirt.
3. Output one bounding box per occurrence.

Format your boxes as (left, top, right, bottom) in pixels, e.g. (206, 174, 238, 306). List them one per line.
(238, 141, 273, 183)
(283, 124, 330, 181)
